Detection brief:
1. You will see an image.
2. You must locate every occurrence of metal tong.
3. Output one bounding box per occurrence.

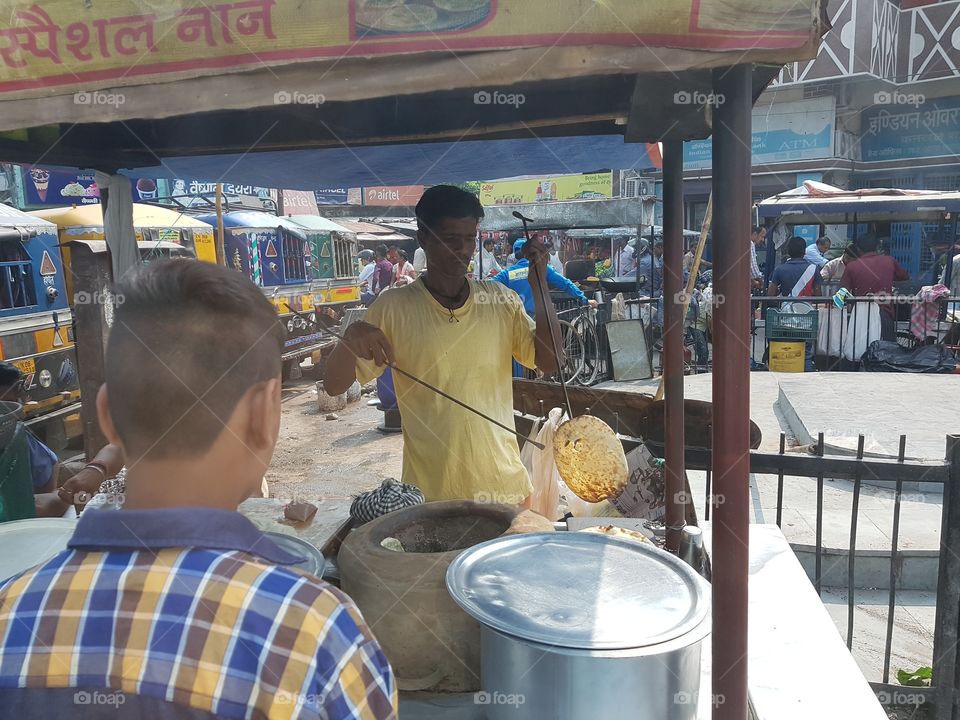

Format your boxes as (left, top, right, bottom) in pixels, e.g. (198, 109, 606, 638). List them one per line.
(283, 303, 545, 450)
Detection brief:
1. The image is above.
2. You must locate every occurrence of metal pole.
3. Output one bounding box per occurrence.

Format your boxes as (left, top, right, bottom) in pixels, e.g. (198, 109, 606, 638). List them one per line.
(711, 64, 752, 720)
(215, 182, 226, 266)
(933, 435, 960, 720)
(663, 141, 686, 553)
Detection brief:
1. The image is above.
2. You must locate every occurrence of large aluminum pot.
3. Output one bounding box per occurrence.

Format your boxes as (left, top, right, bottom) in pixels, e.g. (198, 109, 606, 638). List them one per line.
(447, 532, 711, 720)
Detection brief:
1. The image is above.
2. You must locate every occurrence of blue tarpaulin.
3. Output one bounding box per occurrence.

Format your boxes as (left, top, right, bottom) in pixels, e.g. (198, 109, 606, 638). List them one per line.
(121, 136, 652, 190)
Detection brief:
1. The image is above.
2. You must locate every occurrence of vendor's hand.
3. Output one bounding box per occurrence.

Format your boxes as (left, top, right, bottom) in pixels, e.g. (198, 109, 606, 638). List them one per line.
(588, 299, 599, 308)
(342, 321, 395, 367)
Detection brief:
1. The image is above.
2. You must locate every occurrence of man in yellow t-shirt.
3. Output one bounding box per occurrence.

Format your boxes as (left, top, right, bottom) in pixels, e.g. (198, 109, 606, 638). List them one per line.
(324, 186, 561, 505)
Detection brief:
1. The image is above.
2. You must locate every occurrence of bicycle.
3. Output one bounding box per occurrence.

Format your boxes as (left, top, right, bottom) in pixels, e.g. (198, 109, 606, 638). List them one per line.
(556, 304, 603, 386)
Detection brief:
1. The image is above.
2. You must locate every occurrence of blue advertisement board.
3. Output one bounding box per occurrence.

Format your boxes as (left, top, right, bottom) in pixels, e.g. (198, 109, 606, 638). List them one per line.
(861, 95, 960, 162)
(314, 188, 349, 204)
(684, 97, 835, 170)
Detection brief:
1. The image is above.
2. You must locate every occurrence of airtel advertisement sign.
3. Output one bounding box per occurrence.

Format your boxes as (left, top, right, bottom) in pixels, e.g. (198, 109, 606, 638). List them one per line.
(363, 185, 425, 207)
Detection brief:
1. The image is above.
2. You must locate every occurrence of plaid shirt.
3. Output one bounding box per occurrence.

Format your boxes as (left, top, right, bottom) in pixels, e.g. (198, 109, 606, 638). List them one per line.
(0, 507, 397, 719)
(750, 242, 762, 280)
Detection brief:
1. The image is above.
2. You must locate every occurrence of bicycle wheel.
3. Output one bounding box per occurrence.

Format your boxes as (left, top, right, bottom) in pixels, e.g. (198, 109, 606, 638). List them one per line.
(553, 319, 585, 384)
(573, 313, 601, 386)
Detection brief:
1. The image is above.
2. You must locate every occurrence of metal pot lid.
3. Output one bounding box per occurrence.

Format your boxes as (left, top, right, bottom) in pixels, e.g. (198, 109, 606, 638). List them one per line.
(446, 532, 709, 650)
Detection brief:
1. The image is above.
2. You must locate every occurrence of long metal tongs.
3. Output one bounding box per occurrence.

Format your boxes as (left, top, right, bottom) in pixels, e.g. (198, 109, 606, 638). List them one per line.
(512, 210, 574, 421)
(283, 302, 545, 450)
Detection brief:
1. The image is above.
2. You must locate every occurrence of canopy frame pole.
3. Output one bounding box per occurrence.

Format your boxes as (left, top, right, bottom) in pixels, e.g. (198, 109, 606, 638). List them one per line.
(662, 140, 686, 554)
(711, 64, 752, 720)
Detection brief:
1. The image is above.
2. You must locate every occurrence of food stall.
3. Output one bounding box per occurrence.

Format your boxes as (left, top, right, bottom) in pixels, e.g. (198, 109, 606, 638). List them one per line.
(0, 1, 832, 718)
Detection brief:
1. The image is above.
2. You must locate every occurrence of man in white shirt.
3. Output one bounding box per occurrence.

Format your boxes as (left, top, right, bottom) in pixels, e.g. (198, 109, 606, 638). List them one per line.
(413, 246, 427, 273)
(472, 237, 502, 279)
(804, 236, 831, 268)
(616, 238, 636, 276)
(546, 238, 564, 276)
(357, 249, 377, 305)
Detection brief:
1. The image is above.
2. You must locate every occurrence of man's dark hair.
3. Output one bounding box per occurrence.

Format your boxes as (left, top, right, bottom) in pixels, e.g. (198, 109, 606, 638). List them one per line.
(106, 259, 283, 461)
(751, 225, 764, 236)
(817, 236, 830, 248)
(0, 362, 22, 390)
(375, 244, 388, 259)
(415, 185, 483, 232)
(787, 236, 806, 259)
(483, 237, 495, 246)
(856, 235, 879, 254)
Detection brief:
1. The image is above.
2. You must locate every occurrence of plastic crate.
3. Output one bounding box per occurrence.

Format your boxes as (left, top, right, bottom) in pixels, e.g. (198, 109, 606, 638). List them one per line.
(765, 308, 818, 341)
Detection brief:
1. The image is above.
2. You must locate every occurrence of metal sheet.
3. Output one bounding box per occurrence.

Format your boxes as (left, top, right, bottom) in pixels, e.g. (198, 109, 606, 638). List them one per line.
(481, 197, 655, 232)
(606, 319, 653, 381)
(446, 532, 709, 650)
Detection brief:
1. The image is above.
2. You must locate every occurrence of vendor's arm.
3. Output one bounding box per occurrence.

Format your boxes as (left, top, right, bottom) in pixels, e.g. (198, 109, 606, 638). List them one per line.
(324, 319, 394, 396)
(525, 241, 562, 376)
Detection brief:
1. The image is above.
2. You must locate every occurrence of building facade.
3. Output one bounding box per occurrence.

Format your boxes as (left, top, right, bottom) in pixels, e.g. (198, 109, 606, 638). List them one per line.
(646, 0, 960, 275)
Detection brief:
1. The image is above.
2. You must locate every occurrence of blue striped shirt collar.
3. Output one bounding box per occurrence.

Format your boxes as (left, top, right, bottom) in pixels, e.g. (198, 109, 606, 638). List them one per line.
(68, 506, 305, 565)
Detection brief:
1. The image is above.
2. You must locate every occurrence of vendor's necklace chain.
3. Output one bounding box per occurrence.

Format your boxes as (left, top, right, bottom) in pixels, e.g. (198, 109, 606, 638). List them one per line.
(424, 279, 467, 323)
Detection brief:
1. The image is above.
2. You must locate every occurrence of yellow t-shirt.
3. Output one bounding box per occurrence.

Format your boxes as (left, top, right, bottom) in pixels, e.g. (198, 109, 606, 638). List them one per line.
(356, 279, 536, 503)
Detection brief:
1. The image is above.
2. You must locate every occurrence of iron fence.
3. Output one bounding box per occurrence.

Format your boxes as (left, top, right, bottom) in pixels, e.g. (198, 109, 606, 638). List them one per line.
(666, 435, 960, 718)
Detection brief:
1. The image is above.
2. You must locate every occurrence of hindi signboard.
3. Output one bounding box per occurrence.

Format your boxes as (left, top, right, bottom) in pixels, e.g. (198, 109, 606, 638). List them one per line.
(861, 95, 960, 162)
(0, 1, 822, 95)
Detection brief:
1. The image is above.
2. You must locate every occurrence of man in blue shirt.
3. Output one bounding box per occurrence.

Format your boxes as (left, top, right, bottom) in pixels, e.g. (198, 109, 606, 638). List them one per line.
(804, 236, 831, 268)
(493, 238, 596, 317)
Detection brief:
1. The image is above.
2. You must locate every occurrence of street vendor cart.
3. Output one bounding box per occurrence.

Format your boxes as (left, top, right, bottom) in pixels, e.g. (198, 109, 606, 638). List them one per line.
(0, 1, 836, 718)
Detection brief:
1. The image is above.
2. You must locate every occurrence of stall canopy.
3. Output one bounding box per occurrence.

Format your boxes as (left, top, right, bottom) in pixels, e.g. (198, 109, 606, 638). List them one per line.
(31, 203, 214, 232)
(0, 1, 826, 176)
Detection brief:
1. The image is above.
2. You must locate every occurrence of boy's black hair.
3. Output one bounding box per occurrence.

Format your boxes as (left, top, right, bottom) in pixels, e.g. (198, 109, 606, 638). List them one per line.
(857, 235, 879, 254)
(106, 259, 283, 461)
(415, 185, 483, 232)
(375, 244, 388, 258)
(787, 236, 806, 259)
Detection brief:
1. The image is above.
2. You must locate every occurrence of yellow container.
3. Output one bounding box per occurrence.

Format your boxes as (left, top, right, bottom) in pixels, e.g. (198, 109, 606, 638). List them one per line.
(769, 341, 805, 373)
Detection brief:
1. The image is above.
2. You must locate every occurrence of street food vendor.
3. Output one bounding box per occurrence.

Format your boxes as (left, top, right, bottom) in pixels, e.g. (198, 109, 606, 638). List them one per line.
(324, 185, 561, 505)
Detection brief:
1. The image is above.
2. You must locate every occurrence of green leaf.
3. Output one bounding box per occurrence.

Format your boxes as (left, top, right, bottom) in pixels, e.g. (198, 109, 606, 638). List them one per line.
(897, 666, 933, 687)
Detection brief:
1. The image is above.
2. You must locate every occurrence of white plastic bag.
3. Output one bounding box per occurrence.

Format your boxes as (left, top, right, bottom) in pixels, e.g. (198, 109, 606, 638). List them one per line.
(519, 416, 544, 481)
(817, 306, 844, 358)
(527, 409, 561, 520)
(842, 301, 882, 361)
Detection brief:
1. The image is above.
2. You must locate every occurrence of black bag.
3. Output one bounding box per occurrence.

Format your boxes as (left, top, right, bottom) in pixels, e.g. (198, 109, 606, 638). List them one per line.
(862, 340, 957, 373)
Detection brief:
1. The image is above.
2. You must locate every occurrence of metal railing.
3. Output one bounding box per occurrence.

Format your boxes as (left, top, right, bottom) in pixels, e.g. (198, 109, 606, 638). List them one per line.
(748, 294, 959, 372)
(664, 435, 960, 718)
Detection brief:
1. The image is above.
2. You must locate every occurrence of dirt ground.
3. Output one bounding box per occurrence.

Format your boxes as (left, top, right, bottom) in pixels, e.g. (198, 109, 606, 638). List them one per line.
(265, 377, 403, 503)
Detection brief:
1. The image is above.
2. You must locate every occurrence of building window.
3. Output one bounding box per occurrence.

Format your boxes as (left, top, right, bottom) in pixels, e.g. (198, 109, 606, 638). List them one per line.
(0, 240, 37, 310)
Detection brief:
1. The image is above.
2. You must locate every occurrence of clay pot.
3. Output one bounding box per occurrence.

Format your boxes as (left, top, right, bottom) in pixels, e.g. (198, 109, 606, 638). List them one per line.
(338, 500, 553, 693)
